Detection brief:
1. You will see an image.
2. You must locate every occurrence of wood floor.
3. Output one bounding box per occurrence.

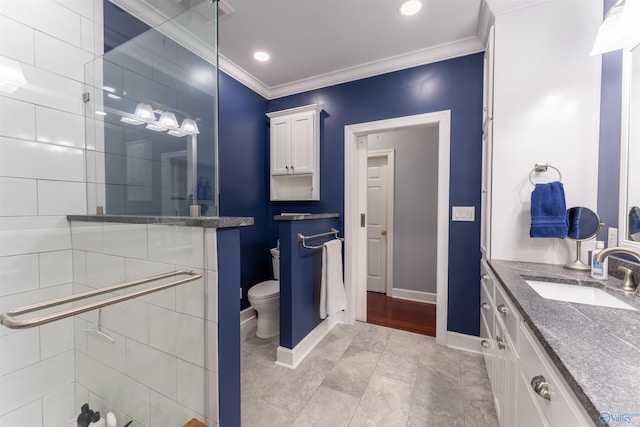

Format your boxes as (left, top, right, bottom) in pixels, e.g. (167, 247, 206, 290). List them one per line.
(366, 291, 436, 337)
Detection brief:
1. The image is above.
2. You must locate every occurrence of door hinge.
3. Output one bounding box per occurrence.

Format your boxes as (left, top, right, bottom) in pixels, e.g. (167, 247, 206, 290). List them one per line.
(360, 213, 366, 227)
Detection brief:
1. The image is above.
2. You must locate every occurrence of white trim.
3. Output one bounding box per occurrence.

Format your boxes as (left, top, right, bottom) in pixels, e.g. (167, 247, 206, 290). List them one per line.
(344, 110, 451, 346)
(367, 149, 395, 296)
(390, 289, 437, 305)
(219, 54, 271, 99)
(275, 311, 344, 369)
(476, 0, 495, 46)
(446, 331, 483, 355)
(240, 306, 256, 325)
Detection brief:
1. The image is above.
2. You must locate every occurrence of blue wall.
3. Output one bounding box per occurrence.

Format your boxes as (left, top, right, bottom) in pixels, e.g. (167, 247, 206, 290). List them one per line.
(265, 54, 485, 335)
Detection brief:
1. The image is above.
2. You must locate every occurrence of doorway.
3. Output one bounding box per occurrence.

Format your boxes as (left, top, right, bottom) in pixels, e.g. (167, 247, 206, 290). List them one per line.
(344, 111, 451, 345)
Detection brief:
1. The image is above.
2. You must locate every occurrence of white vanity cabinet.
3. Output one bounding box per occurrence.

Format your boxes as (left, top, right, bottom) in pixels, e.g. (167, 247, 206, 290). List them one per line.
(480, 263, 594, 426)
(267, 104, 323, 201)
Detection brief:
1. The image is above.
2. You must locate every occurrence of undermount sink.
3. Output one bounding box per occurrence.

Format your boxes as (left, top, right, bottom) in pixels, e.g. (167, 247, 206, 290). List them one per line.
(525, 280, 637, 311)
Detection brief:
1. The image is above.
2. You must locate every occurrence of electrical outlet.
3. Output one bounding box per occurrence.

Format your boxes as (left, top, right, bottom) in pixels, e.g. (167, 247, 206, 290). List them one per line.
(608, 227, 618, 248)
(452, 206, 475, 222)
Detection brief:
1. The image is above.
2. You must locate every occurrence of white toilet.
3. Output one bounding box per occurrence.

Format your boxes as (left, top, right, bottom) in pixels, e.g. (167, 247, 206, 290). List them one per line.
(248, 248, 280, 338)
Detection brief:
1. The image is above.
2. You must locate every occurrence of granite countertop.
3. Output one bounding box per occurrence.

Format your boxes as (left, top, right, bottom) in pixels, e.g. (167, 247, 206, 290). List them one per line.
(67, 215, 253, 228)
(489, 260, 640, 426)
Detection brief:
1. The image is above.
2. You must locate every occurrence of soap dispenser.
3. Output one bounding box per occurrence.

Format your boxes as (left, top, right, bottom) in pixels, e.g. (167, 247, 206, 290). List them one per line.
(88, 411, 106, 427)
(591, 241, 608, 280)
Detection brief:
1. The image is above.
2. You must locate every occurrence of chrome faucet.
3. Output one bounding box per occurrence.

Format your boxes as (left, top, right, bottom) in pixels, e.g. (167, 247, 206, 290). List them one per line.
(594, 247, 640, 294)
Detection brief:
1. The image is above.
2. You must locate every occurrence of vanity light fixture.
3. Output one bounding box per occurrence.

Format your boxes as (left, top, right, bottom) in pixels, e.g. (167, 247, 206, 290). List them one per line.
(591, 0, 640, 55)
(120, 116, 144, 125)
(399, 0, 422, 16)
(0, 56, 28, 93)
(254, 51, 270, 62)
(168, 129, 187, 137)
(158, 111, 179, 129)
(145, 123, 166, 132)
(134, 103, 156, 121)
(180, 118, 200, 135)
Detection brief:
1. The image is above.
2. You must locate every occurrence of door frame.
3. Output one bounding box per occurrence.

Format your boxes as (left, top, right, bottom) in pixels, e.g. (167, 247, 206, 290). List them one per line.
(367, 149, 395, 296)
(344, 110, 450, 345)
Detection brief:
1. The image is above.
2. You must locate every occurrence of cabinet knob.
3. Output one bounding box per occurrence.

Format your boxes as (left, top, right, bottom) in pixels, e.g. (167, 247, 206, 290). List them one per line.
(481, 302, 489, 311)
(530, 375, 551, 401)
(381, 230, 387, 236)
(481, 274, 489, 281)
(496, 335, 506, 350)
(481, 340, 490, 349)
(497, 304, 508, 314)
(285, 166, 289, 171)
(291, 165, 294, 171)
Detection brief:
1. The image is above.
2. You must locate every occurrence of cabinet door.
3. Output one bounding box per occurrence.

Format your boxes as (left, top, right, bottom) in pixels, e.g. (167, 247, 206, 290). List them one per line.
(271, 116, 291, 175)
(290, 111, 315, 174)
(516, 369, 549, 427)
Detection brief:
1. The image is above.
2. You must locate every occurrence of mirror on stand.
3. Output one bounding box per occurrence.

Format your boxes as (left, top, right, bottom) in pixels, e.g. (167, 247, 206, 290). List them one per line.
(564, 207, 604, 271)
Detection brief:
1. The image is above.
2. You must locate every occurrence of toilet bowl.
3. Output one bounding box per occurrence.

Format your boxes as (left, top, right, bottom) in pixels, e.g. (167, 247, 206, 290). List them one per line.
(247, 248, 280, 338)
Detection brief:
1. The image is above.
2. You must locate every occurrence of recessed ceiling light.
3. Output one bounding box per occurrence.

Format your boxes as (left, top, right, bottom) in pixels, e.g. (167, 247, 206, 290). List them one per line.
(253, 51, 270, 62)
(399, 0, 422, 16)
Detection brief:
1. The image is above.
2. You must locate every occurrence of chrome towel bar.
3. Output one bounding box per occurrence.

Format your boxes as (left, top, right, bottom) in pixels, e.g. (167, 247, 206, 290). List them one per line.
(297, 228, 344, 249)
(0, 270, 202, 330)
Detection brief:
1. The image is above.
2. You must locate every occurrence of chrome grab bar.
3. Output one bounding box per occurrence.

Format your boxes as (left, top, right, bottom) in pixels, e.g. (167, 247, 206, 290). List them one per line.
(297, 228, 344, 249)
(0, 270, 203, 330)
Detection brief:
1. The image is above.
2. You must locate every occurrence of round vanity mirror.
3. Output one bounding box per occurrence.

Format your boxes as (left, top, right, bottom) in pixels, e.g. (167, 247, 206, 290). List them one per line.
(565, 206, 603, 270)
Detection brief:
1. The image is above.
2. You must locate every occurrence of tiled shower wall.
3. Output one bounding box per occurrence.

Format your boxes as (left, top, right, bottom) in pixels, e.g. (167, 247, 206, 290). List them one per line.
(70, 222, 218, 426)
(0, 0, 102, 424)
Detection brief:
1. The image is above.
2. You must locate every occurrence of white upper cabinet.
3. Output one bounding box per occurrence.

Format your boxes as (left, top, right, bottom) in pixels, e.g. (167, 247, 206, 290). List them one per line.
(267, 104, 322, 201)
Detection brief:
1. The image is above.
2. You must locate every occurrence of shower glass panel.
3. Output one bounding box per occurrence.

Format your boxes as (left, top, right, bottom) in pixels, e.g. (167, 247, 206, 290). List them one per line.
(84, 0, 219, 217)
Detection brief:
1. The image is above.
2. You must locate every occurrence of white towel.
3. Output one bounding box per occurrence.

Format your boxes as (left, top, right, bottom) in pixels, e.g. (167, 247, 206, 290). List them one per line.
(320, 239, 347, 319)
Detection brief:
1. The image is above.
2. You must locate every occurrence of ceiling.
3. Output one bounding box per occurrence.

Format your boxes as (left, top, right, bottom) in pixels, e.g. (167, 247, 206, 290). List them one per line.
(112, 0, 549, 100)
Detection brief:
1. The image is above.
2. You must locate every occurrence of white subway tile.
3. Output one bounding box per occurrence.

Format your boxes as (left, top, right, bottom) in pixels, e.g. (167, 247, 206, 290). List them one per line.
(0, 137, 84, 182)
(105, 367, 150, 426)
(0, 328, 40, 376)
(74, 317, 88, 353)
(102, 223, 147, 259)
(85, 252, 124, 288)
(0, 96, 36, 141)
(126, 339, 177, 400)
(80, 17, 95, 54)
(0, 253, 39, 296)
(149, 390, 202, 427)
(75, 350, 109, 400)
(124, 258, 176, 310)
(205, 229, 217, 271)
(39, 249, 72, 288)
(0, 17, 34, 65)
(208, 370, 218, 424)
(42, 383, 76, 427)
(40, 316, 74, 359)
(0, 216, 72, 257)
(206, 271, 218, 323)
(0, 350, 74, 417)
(176, 275, 205, 318)
(70, 222, 103, 253)
(101, 299, 149, 344)
(35, 106, 85, 149)
(206, 320, 218, 374)
(0, 177, 37, 217)
(87, 327, 126, 373)
(148, 306, 205, 367)
(177, 359, 206, 415)
(34, 31, 94, 83)
(0, 399, 42, 427)
(87, 393, 127, 427)
(148, 225, 204, 269)
(72, 249, 87, 285)
(37, 180, 87, 216)
(53, 0, 94, 20)
(0, 0, 82, 48)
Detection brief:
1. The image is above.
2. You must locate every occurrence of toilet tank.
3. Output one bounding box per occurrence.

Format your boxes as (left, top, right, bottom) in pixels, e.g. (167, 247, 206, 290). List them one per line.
(270, 248, 280, 280)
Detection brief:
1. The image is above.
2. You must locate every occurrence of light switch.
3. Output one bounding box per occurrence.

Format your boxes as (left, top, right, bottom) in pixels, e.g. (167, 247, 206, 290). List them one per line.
(452, 206, 475, 222)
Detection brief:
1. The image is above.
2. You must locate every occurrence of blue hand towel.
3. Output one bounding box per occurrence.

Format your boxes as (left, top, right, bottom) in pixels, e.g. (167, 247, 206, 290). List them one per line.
(530, 181, 568, 238)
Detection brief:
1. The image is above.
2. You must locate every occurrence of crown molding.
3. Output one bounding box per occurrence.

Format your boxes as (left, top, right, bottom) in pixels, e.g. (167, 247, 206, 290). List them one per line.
(477, 0, 495, 46)
(222, 36, 485, 100)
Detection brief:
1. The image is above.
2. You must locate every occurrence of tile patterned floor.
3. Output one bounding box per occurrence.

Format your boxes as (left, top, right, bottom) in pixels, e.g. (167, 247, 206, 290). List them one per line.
(240, 321, 498, 426)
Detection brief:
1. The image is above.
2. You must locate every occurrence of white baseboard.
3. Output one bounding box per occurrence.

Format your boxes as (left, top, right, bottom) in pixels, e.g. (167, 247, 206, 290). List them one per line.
(446, 331, 483, 354)
(240, 307, 256, 325)
(276, 311, 345, 369)
(390, 288, 437, 304)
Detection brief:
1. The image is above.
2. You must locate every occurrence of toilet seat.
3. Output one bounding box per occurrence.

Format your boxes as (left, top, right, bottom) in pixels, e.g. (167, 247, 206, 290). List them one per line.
(248, 280, 279, 300)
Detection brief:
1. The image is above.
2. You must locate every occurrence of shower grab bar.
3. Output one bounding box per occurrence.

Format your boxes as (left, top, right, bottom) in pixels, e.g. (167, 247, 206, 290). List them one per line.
(297, 228, 344, 249)
(0, 270, 202, 330)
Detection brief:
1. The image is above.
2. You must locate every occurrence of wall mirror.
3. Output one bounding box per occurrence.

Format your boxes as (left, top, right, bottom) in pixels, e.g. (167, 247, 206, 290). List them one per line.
(565, 207, 603, 270)
(620, 44, 640, 248)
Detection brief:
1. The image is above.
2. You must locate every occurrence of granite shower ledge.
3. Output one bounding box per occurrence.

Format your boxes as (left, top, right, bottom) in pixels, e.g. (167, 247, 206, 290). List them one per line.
(274, 213, 340, 221)
(67, 215, 253, 228)
(488, 260, 640, 426)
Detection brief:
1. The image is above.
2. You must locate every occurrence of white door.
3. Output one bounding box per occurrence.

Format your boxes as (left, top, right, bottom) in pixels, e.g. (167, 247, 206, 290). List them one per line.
(367, 156, 388, 293)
